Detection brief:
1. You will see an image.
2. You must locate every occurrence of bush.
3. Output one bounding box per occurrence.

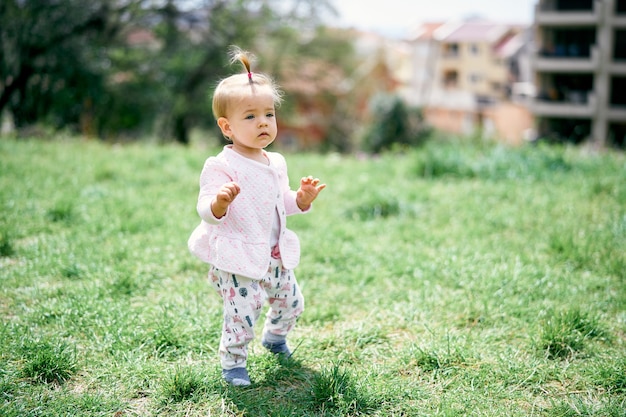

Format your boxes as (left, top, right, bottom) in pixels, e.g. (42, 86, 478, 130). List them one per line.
(362, 94, 430, 153)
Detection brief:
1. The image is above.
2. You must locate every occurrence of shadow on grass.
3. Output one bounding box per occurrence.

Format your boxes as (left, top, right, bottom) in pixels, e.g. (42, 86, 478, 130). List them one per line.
(220, 355, 379, 417)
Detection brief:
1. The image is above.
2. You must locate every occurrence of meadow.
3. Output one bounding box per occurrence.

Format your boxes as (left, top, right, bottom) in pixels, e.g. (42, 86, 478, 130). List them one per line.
(0, 136, 625, 416)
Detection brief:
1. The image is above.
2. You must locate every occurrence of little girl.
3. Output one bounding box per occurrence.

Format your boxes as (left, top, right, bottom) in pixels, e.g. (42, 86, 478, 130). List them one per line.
(188, 47, 325, 386)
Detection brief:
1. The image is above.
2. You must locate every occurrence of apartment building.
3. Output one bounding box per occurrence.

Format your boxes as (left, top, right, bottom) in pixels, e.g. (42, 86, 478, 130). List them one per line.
(532, 0, 626, 147)
(406, 20, 534, 143)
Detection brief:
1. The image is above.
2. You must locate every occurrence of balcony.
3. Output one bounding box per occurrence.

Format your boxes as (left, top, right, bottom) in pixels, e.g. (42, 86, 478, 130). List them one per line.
(608, 61, 626, 74)
(440, 43, 460, 60)
(535, 0, 602, 26)
(615, 0, 626, 26)
(612, 15, 626, 27)
(608, 106, 626, 120)
(534, 46, 600, 72)
(531, 92, 596, 118)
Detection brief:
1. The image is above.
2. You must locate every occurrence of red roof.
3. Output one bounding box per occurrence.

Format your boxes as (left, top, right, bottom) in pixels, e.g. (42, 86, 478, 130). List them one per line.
(436, 21, 514, 43)
(411, 22, 445, 41)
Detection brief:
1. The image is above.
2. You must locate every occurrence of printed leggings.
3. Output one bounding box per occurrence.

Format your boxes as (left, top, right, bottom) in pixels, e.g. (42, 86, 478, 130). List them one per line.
(209, 257, 304, 370)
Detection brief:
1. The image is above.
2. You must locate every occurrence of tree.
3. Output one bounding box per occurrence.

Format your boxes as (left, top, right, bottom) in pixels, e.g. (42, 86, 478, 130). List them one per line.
(151, 0, 268, 144)
(147, 0, 339, 144)
(0, 0, 141, 131)
(0, 0, 340, 143)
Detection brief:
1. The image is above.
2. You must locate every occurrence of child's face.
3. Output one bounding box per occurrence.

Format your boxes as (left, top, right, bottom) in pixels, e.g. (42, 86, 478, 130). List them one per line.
(218, 87, 278, 154)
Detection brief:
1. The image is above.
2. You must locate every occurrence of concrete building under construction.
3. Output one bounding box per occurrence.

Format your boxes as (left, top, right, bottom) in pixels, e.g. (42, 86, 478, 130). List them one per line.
(532, 0, 626, 147)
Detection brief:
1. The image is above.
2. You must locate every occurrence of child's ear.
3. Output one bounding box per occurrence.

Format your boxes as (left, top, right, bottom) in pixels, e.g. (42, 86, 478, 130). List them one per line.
(217, 117, 231, 138)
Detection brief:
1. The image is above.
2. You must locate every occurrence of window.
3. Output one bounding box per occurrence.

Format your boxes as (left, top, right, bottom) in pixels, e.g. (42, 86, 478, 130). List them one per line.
(556, 0, 593, 11)
(610, 77, 626, 106)
(443, 70, 458, 87)
(540, 117, 591, 144)
(469, 43, 480, 55)
(609, 122, 626, 149)
(469, 73, 483, 84)
(443, 43, 459, 57)
(547, 28, 596, 58)
(614, 30, 626, 61)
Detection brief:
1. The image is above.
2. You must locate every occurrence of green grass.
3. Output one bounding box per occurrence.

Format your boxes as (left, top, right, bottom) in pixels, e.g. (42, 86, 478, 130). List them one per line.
(1, 135, 625, 416)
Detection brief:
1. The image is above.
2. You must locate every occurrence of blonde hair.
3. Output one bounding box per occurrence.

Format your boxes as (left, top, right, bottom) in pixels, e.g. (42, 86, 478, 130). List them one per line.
(212, 46, 283, 119)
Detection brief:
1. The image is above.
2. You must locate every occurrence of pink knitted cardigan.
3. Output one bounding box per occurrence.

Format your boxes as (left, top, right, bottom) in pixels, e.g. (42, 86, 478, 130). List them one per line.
(188, 146, 308, 279)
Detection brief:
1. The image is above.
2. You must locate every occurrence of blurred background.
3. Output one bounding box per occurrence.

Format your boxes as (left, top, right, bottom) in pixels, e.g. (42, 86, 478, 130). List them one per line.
(1, 0, 624, 150)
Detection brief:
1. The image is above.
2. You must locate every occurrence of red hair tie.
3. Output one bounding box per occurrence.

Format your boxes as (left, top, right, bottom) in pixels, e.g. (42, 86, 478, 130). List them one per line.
(247, 71, 252, 81)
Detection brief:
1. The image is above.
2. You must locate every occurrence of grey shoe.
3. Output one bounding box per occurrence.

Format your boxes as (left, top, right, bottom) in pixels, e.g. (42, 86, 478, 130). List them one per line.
(262, 337, 291, 356)
(222, 367, 251, 386)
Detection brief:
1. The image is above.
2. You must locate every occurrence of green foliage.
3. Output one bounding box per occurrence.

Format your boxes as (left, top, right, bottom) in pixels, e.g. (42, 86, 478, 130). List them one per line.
(414, 138, 573, 180)
(46, 200, 74, 223)
(1, 0, 344, 143)
(537, 309, 608, 360)
(159, 366, 207, 404)
(592, 358, 626, 394)
(548, 216, 626, 279)
(544, 398, 626, 417)
(363, 94, 431, 153)
(311, 362, 376, 414)
(1, 137, 625, 416)
(345, 193, 401, 220)
(0, 0, 115, 128)
(411, 346, 468, 374)
(0, 231, 14, 257)
(20, 340, 77, 384)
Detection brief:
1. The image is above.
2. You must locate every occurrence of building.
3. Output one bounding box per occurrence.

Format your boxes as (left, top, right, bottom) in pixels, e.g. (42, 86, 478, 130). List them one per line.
(406, 22, 446, 108)
(532, 0, 626, 147)
(407, 20, 535, 144)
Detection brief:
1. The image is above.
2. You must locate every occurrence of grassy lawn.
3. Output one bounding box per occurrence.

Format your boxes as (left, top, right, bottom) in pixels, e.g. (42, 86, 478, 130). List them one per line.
(1, 136, 625, 416)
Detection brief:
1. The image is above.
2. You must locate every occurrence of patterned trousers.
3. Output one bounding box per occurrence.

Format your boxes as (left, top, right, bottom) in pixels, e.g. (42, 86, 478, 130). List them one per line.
(209, 257, 304, 369)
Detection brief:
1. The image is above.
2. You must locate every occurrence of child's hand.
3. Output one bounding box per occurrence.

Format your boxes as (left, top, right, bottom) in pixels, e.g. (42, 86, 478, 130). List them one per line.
(211, 182, 240, 218)
(296, 176, 326, 211)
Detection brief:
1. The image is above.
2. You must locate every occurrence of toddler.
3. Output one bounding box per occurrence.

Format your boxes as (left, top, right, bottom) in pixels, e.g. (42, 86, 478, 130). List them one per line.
(188, 47, 325, 386)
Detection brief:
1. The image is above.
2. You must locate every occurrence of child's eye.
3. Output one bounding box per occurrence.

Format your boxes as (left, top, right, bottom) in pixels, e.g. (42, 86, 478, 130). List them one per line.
(266, 113, 274, 118)
(245, 114, 255, 120)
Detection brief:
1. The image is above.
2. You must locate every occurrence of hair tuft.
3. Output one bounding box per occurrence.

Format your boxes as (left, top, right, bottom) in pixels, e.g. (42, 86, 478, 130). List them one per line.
(228, 45, 254, 75)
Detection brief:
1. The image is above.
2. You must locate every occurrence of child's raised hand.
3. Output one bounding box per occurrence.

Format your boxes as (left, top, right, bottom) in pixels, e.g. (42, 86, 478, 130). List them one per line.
(296, 176, 326, 211)
(211, 181, 241, 218)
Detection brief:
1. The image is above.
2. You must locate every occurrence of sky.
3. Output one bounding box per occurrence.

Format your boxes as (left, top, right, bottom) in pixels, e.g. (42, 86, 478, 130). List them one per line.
(330, 0, 538, 38)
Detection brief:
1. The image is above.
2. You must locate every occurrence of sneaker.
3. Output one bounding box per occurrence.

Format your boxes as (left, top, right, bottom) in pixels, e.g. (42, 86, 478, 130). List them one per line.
(222, 367, 251, 386)
(261, 337, 291, 356)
